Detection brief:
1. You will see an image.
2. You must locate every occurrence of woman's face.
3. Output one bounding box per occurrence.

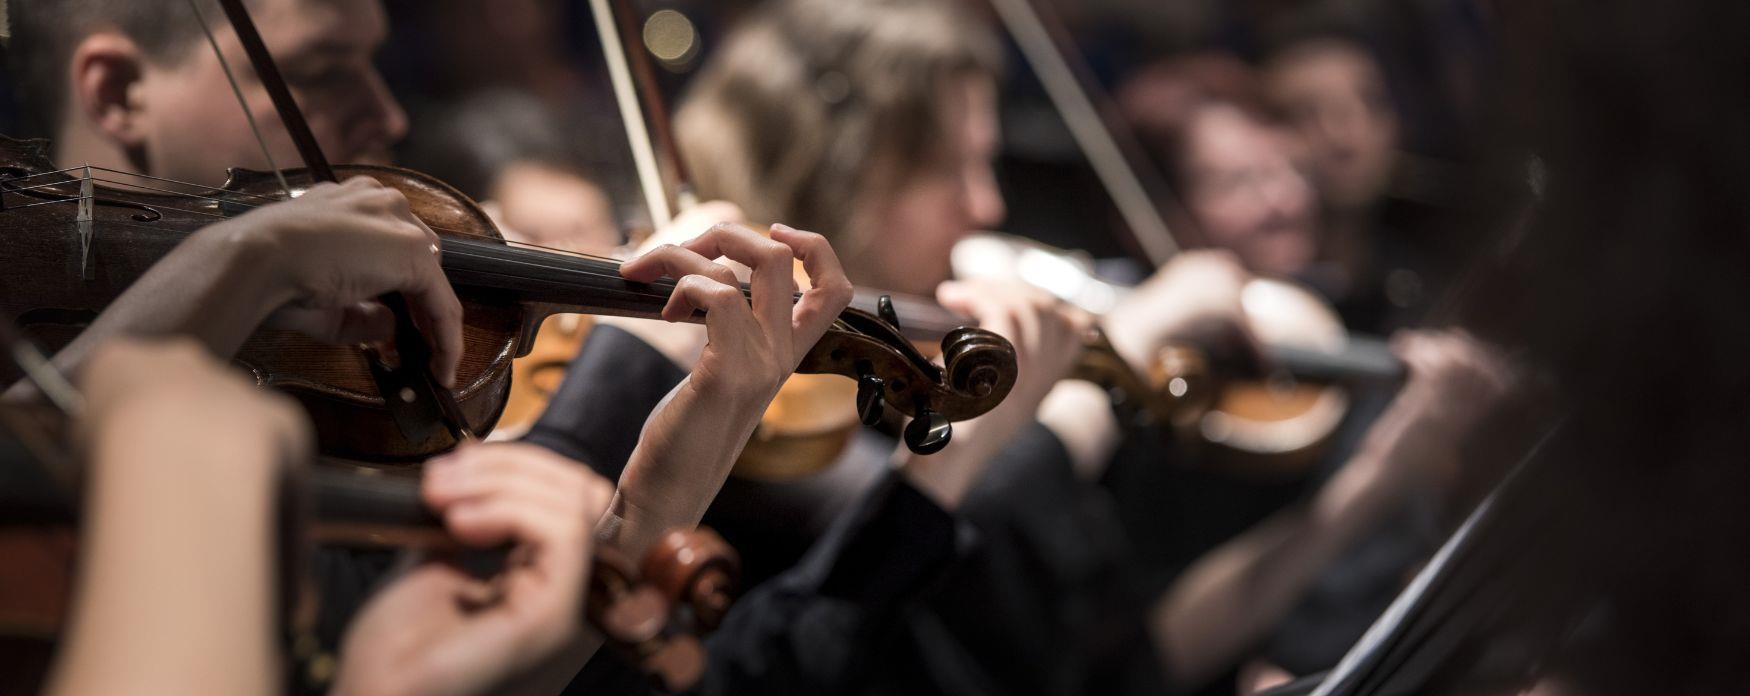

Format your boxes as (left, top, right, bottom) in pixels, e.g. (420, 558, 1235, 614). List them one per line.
(1180, 104, 1321, 278)
(853, 75, 1005, 296)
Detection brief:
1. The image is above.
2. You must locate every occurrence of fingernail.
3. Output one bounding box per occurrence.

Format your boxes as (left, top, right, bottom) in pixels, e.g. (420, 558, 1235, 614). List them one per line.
(770, 223, 794, 233)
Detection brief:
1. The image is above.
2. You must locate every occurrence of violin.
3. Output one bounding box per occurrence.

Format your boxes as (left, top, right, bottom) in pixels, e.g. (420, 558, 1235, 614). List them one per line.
(733, 289, 1206, 479)
(0, 0, 1018, 464)
(953, 232, 1405, 477)
(0, 318, 740, 693)
(739, 276, 1403, 480)
(0, 399, 739, 692)
(973, 0, 1409, 478)
(0, 139, 1011, 461)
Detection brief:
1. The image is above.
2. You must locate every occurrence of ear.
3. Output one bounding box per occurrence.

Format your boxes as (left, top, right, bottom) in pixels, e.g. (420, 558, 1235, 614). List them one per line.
(67, 32, 151, 149)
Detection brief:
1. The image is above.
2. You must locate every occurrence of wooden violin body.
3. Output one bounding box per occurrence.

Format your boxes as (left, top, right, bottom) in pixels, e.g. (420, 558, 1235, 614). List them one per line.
(0, 135, 1019, 464)
(0, 137, 520, 460)
(951, 232, 1405, 479)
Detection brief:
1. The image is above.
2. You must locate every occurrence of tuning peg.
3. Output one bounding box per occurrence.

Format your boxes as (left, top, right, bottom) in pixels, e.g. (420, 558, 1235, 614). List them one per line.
(644, 634, 707, 692)
(856, 372, 886, 426)
(600, 585, 669, 645)
(877, 294, 900, 330)
(903, 408, 952, 454)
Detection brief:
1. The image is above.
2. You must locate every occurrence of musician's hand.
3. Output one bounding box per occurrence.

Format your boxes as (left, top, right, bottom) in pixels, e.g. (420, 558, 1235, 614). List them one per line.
(212, 176, 465, 387)
(906, 279, 1096, 507)
(637, 201, 750, 256)
(332, 443, 611, 696)
(607, 222, 852, 557)
(938, 279, 1092, 407)
(620, 221, 852, 407)
(1363, 329, 1516, 497)
(1103, 250, 1253, 374)
(595, 200, 748, 369)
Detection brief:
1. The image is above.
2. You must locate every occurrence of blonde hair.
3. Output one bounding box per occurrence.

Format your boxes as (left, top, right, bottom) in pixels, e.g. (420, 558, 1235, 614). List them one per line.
(675, 0, 1001, 246)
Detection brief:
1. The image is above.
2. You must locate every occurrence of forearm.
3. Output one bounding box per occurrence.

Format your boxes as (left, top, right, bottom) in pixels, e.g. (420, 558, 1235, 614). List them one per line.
(49, 227, 288, 376)
(602, 377, 767, 559)
(1152, 441, 1413, 688)
(48, 423, 282, 696)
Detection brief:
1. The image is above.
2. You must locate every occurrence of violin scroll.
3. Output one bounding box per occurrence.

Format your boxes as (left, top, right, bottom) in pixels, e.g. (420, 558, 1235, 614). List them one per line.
(641, 528, 741, 632)
(941, 326, 1013, 401)
(796, 304, 1017, 455)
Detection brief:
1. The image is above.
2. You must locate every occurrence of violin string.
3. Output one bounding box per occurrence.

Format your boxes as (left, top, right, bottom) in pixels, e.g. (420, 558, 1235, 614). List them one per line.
(1, 192, 236, 221)
(187, 0, 295, 198)
(2, 192, 767, 309)
(0, 164, 790, 279)
(5, 167, 630, 260)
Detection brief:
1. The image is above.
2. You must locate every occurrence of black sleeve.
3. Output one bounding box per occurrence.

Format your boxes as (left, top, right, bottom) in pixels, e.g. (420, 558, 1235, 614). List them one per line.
(521, 324, 687, 479)
(957, 421, 1129, 587)
(563, 470, 965, 695)
(922, 421, 1174, 696)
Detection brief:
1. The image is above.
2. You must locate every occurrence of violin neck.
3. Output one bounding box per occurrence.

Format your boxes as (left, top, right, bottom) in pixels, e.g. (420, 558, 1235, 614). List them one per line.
(1271, 338, 1405, 385)
(440, 238, 680, 321)
(307, 466, 438, 529)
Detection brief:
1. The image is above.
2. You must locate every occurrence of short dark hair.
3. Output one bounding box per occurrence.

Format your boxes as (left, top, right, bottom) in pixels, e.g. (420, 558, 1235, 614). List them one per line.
(6, 0, 233, 135)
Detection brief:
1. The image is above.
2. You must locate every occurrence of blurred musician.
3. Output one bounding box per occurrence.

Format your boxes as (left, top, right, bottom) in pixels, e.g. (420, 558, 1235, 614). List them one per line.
(2, 2, 872, 693)
(523, 1, 1516, 694)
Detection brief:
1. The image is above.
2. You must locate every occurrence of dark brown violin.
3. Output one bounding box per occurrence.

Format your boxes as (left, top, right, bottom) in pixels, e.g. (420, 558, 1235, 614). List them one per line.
(738, 283, 1404, 480)
(0, 0, 1015, 465)
(0, 141, 1015, 462)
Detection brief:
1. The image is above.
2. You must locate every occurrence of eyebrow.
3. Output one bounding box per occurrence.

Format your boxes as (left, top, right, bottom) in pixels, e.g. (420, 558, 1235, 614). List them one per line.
(281, 36, 379, 63)
(292, 38, 367, 57)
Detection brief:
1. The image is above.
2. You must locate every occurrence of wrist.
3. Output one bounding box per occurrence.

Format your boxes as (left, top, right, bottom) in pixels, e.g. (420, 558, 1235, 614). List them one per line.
(1100, 318, 1162, 375)
(612, 376, 765, 537)
(93, 392, 287, 488)
(897, 448, 974, 511)
(93, 410, 283, 510)
(681, 372, 781, 420)
(191, 218, 301, 316)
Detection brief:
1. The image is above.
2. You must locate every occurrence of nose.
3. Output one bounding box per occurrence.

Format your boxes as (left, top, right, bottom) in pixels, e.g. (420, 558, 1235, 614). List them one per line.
(352, 69, 409, 156)
(963, 164, 1006, 231)
(1260, 163, 1313, 220)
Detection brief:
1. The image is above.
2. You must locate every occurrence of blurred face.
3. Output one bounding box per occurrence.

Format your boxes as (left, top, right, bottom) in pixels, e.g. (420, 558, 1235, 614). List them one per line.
(1265, 40, 1399, 211)
(1179, 104, 1320, 277)
(854, 74, 1005, 296)
(490, 161, 621, 255)
(132, 0, 407, 184)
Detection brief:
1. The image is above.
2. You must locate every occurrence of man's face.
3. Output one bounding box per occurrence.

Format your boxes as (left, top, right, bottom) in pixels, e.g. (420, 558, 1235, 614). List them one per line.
(132, 0, 406, 184)
(1264, 40, 1399, 211)
(1181, 104, 1320, 278)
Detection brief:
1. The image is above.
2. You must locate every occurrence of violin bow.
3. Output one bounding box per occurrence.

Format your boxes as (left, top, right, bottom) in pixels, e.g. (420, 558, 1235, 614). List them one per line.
(986, 0, 1184, 266)
(192, 0, 477, 446)
(589, 0, 698, 228)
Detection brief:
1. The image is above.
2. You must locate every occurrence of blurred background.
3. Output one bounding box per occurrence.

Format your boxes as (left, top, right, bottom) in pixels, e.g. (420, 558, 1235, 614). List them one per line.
(0, 0, 1497, 271)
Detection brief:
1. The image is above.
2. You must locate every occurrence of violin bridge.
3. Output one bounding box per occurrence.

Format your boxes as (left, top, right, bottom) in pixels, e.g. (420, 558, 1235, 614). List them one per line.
(77, 166, 94, 280)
